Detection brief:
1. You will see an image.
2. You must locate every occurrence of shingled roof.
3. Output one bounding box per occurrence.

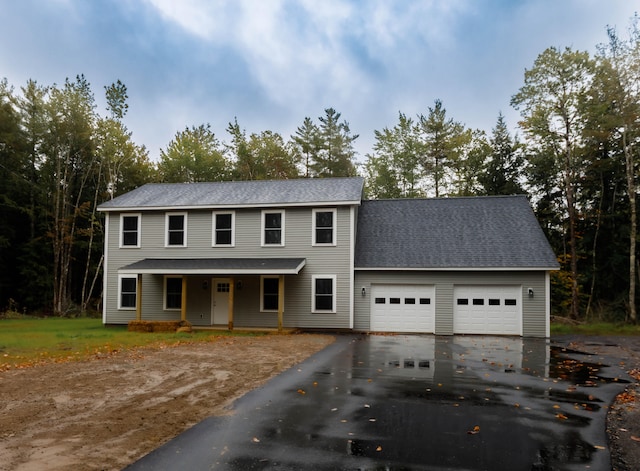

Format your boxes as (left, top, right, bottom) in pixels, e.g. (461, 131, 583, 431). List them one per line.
(355, 196, 559, 269)
(98, 177, 364, 211)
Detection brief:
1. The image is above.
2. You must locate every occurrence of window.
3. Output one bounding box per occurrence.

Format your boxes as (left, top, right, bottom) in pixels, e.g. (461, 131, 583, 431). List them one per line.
(166, 213, 187, 247)
(261, 277, 279, 311)
(165, 277, 183, 310)
(262, 210, 284, 246)
(312, 275, 336, 312)
(420, 298, 431, 305)
(119, 276, 137, 309)
(505, 299, 517, 306)
(120, 214, 141, 248)
(405, 298, 416, 304)
(390, 298, 401, 304)
(489, 299, 500, 306)
(213, 212, 234, 246)
(473, 298, 485, 305)
(375, 298, 386, 304)
(457, 298, 469, 305)
(313, 208, 336, 245)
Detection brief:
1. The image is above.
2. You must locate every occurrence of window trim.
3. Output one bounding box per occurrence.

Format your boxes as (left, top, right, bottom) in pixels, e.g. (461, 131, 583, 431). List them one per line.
(312, 275, 336, 313)
(261, 209, 285, 247)
(118, 274, 137, 310)
(260, 276, 280, 312)
(119, 213, 141, 248)
(212, 211, 235, 247)
(312, 208, 337, 246)
(165, 212, 188, 247)
(164, 276, 183, 311)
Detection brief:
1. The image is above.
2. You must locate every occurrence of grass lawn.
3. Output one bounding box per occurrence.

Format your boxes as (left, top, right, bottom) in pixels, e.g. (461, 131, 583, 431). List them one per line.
(0, 317, 258, 370)
(551, 321, 640, 336)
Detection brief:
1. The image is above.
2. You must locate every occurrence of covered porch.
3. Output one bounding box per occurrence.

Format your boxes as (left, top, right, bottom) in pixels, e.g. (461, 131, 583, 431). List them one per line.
(119, 258, 306, 332)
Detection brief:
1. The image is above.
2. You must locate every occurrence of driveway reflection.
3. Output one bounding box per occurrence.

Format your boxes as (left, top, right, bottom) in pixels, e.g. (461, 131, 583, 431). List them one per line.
(127, 335, 629, 471)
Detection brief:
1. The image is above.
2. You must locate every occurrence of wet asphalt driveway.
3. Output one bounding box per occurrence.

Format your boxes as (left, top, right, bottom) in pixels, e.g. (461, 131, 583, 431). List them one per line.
(127, 335, 630, 470)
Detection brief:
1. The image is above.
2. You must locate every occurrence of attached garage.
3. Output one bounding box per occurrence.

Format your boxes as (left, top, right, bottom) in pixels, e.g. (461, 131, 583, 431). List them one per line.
(453, 285, 522, 335)
(370, 284, 435, 333)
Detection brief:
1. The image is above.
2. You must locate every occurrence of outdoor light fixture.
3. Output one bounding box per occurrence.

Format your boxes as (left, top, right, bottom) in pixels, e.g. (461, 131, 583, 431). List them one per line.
(361, 287, 366, 297)
(528, 288, 534, 298)
(202, 280, 208, 290)
(236, 280, 243, 290)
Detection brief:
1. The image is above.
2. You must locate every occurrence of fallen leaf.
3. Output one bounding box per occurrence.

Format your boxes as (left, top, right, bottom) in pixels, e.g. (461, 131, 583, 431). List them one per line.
(594, 445, 606, 450)
(252, 437, 260, 443)
(297, 389, 306, 395)
(376, 446, 383, 452)
(556, 413, 568, 420)
(631, 436, 640, 442)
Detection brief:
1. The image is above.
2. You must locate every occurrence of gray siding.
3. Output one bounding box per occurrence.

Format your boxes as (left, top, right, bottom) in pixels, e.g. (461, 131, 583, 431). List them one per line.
(104, 206, 355, 328)
(354, 271, 549, 337)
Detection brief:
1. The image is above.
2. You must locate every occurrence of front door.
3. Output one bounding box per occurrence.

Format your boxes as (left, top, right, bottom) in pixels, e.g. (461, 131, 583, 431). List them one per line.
(212, 278, 231, 325)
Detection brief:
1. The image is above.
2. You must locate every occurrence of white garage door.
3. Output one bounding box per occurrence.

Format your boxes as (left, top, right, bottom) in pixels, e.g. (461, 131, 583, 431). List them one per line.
(453, 285, 521, 335)
(370, 285, 435, 333)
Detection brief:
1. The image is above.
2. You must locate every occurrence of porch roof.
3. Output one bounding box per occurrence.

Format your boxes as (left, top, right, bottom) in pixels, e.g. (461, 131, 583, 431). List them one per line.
(118, 258, 306, 275)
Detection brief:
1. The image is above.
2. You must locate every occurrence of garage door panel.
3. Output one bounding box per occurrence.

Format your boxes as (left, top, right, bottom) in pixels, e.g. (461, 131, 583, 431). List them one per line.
(454, 285, 521, 335)
(371, 285, 435, 333)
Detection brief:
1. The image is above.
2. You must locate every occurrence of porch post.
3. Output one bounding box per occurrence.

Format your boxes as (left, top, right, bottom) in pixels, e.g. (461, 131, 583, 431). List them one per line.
(136, 274, 142, 321)
(228, 277, 235, 331)
(278, 275, 284, 332)
(181, 276, 187, 321)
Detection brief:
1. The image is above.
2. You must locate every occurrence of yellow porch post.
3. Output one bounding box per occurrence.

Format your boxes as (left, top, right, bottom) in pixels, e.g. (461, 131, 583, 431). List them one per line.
(278, 275, 284, 332)
(136, 274, 142, 321)
(181, 276, 187, 321)
(228, 277, 235, 331)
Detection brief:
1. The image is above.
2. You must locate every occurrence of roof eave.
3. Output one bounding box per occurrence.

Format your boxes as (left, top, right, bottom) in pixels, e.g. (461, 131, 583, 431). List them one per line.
(355, 266, 560, 271)
(98, 200, 362, 212)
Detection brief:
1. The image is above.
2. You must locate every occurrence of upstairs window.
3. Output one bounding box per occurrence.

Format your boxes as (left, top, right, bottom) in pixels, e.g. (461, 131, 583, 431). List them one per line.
(213, 212, 234, 246)
(313, 209, 336, 246)
(262, 210, 284, 246)
(166, 213, 187, 247)
(120, 214, 141, 248)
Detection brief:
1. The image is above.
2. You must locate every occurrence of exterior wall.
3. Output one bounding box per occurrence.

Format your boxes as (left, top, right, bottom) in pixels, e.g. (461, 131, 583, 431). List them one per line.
(104, 206, 354, 328)
(354, 270, 549, 337)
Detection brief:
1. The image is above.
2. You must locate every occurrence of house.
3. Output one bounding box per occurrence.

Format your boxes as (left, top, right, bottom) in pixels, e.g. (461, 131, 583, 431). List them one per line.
(97, 177, 559, 337)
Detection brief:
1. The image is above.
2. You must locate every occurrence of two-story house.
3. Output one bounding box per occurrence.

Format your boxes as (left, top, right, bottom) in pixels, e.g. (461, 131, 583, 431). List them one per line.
(97, 177, 559, 337)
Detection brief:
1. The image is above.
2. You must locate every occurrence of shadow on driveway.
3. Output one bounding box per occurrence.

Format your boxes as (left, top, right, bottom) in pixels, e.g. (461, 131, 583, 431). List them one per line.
(127, 335, 629, 470)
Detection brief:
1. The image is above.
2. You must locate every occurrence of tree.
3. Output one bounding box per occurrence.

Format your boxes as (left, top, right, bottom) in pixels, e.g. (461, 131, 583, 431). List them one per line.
(311, 108, 359, 177)
(594, 19, 640, 321)
(418, 100, 470, 197)
(159, 124, 229, 183)
(511, 47, 597, 319)
(365, 112, 423, 198)
(479, 114, 525, 196)
(292, 117, 320, 177)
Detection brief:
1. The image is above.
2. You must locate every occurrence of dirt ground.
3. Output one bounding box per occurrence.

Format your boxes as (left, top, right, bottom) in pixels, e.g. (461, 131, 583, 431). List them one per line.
(0, 333, 335, 471)
(2, 334, 640, 471)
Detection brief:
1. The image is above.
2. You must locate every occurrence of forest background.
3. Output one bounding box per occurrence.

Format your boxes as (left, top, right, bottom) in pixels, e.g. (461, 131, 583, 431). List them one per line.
(2, 18, 640, 323)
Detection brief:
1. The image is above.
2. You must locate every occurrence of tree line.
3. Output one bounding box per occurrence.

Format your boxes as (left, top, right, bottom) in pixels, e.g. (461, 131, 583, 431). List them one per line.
(1, 18, 640, 321)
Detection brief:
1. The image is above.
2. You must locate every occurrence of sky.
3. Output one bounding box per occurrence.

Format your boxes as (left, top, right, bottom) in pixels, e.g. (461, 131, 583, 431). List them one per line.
(1, 0, 639, 162)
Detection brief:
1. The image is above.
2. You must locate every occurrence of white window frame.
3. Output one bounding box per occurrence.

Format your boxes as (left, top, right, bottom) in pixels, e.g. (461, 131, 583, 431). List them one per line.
(260, 276, 280, 312)
(312, 208, 337, 246)
(312, 275, 337, 313)
(164, 276, 183, 311)
(212, 211, 235, 247)
(165, 212, 188, 247)
(261, 209, 285, 247)
(118, 274, 137, 310)
(119, 213, 141, 248)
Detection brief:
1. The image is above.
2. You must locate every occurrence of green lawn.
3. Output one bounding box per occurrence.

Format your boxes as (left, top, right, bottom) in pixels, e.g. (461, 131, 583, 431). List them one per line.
(0, 317, 256, 370)
(551, 321, 640, 336)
